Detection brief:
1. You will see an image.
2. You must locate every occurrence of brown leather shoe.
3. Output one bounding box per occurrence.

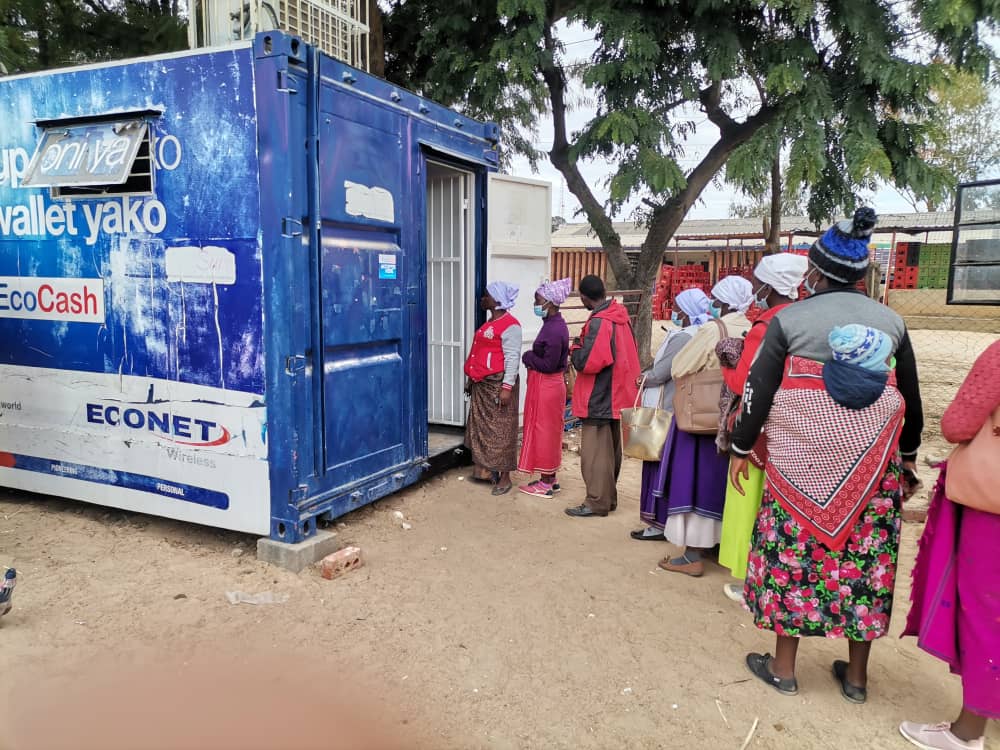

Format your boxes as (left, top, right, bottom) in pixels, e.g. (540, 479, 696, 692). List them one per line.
(657, 556, 705, 577)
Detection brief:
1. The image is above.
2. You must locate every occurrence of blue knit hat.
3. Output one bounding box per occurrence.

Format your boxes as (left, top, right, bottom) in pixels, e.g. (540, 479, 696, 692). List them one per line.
(809, 207, 877, 284)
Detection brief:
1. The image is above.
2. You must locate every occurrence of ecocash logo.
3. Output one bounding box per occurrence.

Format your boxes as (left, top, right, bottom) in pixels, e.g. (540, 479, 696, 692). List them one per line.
(0, 277, 104, 323)
(86, 403, 233, 448)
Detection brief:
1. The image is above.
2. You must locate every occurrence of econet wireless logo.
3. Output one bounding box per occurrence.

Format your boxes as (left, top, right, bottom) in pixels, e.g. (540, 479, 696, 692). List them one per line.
(85, 404, 232, 447)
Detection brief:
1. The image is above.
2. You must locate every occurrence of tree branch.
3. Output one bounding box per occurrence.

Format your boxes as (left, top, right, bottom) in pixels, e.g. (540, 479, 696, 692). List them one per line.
(699, 81, 739, 135)
(78, 0, 115, 15)
(540, 23, 633, 288)
(637, 100, 784, 279)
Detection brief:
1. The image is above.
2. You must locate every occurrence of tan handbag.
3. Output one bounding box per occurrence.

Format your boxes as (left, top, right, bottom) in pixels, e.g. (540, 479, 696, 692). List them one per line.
(672, 319, 727, 436)
(621, 377, 673, 461)
(944, 404, 1000, 514)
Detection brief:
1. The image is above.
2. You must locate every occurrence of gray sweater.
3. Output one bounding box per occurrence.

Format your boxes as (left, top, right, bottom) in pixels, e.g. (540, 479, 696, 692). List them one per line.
(731, 288, 923, 459)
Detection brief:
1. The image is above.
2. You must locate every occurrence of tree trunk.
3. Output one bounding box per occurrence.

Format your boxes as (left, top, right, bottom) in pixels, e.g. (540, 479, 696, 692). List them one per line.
(605, 103, 781, 366)
(367, 0, 385, 77)
(765, 152, 781, 254)
(37, 5, 51, 69)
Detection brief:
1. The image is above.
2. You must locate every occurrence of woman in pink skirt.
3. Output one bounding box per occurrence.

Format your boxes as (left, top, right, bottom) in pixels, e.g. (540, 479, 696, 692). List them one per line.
(901, 339, 1000, 750)
(518, 278, 572, 497)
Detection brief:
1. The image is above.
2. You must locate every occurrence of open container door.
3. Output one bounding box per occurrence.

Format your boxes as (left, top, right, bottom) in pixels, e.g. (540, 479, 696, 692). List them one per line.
(485, 174, 552, 418)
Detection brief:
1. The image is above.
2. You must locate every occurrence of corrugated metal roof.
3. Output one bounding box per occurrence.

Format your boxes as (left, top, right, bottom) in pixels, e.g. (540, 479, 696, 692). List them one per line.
(551, 210, 1000, 248)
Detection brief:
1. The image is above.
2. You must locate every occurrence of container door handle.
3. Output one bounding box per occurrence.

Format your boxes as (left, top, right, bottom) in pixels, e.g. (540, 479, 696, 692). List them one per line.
(285, 355, 307, 375)
(282, 218, 303, 237)
(277, 70, 298, 94)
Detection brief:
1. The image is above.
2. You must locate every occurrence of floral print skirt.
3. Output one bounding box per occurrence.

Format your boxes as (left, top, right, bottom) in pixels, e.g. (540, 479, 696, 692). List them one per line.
(743, 462, 902, 640)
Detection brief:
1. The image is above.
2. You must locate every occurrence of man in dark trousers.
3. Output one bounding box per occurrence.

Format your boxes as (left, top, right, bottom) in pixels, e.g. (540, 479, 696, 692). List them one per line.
(565, 275, 641, 517)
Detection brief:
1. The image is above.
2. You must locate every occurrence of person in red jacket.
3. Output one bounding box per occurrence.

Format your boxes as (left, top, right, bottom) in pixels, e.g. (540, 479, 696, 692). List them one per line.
(565, 275, 641, 518)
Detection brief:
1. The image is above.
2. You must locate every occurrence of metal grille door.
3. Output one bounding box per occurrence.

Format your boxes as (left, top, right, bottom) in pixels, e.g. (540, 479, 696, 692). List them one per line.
(427, 166, 471, 425)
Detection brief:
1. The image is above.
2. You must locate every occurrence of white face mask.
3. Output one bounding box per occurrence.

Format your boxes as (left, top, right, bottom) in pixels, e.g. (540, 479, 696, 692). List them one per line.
(753, 284, 771, 310)
(803, 268, 821, 296)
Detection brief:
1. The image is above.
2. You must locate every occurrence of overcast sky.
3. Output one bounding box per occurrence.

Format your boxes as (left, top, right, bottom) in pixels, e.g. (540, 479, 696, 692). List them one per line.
(507, 23, 919, 225)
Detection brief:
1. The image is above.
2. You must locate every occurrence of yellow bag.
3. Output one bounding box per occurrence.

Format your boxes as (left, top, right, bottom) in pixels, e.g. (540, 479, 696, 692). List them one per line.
(621, 377, 673, 461)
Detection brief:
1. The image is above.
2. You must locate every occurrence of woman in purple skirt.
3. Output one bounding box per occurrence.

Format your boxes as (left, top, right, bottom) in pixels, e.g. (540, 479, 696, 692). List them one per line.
(631, 286, 740, 578)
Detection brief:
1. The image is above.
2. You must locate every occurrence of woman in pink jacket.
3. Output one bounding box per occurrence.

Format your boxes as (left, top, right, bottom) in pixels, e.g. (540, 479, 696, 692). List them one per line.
(901, 339, 1000, 750)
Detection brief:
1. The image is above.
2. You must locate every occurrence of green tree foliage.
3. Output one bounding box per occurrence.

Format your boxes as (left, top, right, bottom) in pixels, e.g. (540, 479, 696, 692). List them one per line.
(383, 0, 998, 363)
(0, 0, 186, 74)
(898, 69, 1000, 211)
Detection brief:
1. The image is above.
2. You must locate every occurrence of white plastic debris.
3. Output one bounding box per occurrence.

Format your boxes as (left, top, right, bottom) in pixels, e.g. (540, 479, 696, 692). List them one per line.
(440, 546, 448, 551)
(457, 476, 465, 481)
(393, 510, 405, 520)
(587, 613, 595, 618)
(225, 591, 289, 605)
(622, 687, 633, 695)
(672, 703, 679, 710)
(401, 522, 413, 530)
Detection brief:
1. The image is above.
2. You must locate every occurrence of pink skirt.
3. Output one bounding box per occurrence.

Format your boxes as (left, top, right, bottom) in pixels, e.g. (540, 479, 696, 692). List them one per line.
(517, 370, 566, 475)
(903, 465, 1000, 719)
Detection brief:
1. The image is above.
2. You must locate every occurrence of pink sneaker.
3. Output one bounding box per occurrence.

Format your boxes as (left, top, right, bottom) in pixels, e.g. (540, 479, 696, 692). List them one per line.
(899, 722, 984, 750)
(518, 481, 554, 497)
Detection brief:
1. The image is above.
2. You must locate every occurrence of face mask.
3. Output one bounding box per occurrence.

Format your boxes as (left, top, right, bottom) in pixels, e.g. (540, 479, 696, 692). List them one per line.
(533, 304, 546, 318)
(803, 269, 820, 297)
(753, 285, 770, 311)
(709, 304, 722, 319)
(670, 311, 683, 326)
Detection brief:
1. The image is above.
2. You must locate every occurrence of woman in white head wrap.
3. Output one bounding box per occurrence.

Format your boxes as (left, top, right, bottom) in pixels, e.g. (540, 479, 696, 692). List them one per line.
(630, 288, 712, 541)
(710, 275, 755, 316)
(630, 284, 751, 570)
(717, 253, 809, 602)
(463, 281, 523, 494)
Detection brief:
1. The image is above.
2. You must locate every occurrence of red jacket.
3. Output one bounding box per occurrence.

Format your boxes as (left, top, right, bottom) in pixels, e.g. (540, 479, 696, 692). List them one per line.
(570, 299, 640, 420)
(722, 304, 787, 395)
(464, 313, 520, 382)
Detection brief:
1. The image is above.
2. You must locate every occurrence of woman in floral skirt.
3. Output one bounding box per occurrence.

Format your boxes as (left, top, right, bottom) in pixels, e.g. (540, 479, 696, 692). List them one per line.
(729, 208, 924, 702)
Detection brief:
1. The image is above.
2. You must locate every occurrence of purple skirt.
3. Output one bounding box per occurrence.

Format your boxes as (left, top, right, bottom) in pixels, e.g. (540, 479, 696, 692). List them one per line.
(639, 418, 729, 529)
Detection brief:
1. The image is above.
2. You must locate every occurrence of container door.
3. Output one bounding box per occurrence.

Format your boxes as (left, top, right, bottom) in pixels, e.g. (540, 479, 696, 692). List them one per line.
(486, 174, 552, 417)
(426, 163, 474, 426)
(314, 103, 411, 491)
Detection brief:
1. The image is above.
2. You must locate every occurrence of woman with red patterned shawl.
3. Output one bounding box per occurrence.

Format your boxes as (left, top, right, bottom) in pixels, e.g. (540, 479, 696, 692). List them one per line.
(728, 208, 924, 702)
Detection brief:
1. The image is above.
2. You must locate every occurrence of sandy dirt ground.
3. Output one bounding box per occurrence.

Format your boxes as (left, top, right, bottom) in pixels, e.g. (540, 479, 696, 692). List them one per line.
(1, 329, 997, 749)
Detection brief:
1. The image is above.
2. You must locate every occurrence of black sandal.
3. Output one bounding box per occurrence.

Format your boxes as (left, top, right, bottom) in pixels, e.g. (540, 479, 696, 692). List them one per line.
(745, 653, 799, 696)
(832, 660, 867, 704)
(630, 529, 666, 541)
(491, 483, 512, 496)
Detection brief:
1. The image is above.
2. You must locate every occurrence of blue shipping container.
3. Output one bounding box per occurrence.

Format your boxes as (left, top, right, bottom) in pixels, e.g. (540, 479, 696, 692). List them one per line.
(0, 32, 552, 542)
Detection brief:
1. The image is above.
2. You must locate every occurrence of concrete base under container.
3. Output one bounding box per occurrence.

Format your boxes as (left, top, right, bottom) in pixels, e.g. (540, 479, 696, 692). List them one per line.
(257, 529, 339, 572)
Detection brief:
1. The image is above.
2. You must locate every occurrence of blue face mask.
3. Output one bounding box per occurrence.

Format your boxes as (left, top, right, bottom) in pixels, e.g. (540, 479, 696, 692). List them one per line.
(670, 311, 683, 326)
(533, 305, 546, 318)
(709, 304, 722, 319)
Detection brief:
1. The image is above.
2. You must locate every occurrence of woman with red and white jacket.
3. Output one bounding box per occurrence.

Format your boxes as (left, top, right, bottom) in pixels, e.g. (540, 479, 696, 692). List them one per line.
(464, 281, 523, 495)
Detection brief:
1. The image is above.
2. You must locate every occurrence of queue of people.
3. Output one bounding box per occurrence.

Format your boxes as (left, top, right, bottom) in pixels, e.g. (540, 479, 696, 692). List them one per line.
(463, 208, 995, 749)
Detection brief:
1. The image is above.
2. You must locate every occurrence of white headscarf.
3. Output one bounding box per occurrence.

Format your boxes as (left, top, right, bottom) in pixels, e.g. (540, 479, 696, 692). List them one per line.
(486, 281, 519, 310)
(711, 276, 754, 313)
(753, 254, 809, 299)
(674, 288, 712, 328)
